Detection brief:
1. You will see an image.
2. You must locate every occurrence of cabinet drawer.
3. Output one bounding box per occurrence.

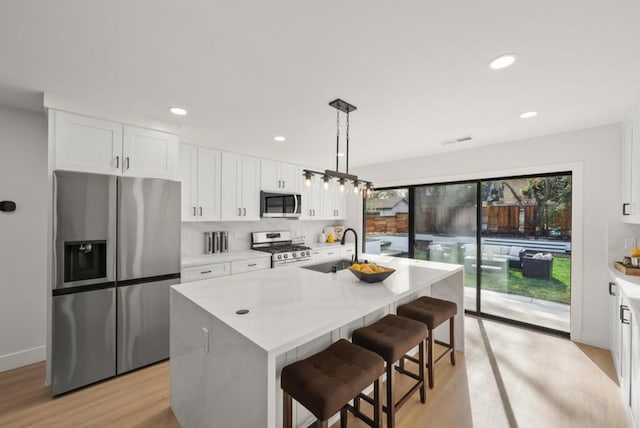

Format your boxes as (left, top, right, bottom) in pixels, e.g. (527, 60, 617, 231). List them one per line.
(181, 262, 230, 283)
(231, 258, 270, 274)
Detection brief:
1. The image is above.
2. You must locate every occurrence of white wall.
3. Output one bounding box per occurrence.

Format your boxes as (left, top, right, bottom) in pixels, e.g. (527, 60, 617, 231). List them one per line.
(351, 123, 625, 349)
(0, 106, 48, 371)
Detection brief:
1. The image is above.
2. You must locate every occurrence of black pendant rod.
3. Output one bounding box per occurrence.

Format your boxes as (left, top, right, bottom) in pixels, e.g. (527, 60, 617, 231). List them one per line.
(336, 109, 340, 172)
(346, 111, 350, 175)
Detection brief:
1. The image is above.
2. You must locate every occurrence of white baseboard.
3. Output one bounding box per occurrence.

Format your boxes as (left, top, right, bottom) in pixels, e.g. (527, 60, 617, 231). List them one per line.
(0, 346, 46, 373)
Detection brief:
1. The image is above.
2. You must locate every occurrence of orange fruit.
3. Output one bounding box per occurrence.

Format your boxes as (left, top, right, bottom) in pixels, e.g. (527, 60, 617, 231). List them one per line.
(633, 248, 640, 257)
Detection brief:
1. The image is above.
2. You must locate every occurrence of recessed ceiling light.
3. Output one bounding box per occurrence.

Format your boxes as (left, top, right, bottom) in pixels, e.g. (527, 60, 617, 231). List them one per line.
(337, 153, 345, 157)
(274, 136, 286, 142)
(169, 107, 188, 116)
(519, 111, 538, 119)
(489, 54, 517, 70)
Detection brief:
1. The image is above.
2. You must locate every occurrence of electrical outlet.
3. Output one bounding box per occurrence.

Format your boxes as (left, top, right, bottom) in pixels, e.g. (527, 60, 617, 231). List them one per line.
(625, 237, 637, 249)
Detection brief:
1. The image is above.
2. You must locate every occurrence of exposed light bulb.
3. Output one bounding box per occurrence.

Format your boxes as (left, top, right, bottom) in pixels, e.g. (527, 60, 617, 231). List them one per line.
(305, 177, 311, 187)
(339, 178, 345, 192)
(323, 176, 330, 190)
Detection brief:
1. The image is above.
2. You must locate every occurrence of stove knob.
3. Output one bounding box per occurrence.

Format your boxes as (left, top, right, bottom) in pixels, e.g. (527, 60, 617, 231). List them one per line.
(277, 254, 282, 260)
(283, 254, 288, 259)
(292, 252, 297, 258)
(306, 251, 311, 256)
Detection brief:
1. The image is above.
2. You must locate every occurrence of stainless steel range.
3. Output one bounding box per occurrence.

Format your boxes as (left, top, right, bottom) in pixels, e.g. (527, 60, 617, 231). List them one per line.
(251, 231, 312, 268)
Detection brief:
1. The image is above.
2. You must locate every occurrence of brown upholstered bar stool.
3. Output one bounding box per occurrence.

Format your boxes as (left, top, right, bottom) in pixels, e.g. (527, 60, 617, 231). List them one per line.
(281, 339, 385, 428)
(397, 296, 457, 389)
(351, 314, 428, 428)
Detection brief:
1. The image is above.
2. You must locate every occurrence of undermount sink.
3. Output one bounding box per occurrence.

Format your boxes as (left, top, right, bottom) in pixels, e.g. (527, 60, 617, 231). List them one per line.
(301, 259, 353, 273)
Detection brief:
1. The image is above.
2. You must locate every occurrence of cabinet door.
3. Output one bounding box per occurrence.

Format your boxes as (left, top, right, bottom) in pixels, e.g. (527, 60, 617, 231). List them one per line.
(632, 117, 640, 219)
(220, 152, 243, 220)
(280, 162, 300, 193)
(300, 171, 323, 219)
(621, 295, 632, 406)
(622, 122, 633, 217)
(322, 180, 337, 218)
(197, 148, 221, 221)
(122, 125, 179, 180)
(178, 144, 198, 221)
(241, 155, 261, 221)
(54, 111, 123, 175)
(333, 184, 347, 219)
(260, 159, 281, 192)
(609, 282, 621, 375)
(632, 304, 640, 426)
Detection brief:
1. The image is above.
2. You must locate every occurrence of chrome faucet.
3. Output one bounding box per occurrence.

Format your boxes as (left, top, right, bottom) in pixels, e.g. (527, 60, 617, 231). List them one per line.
(341, 228, 358, 263)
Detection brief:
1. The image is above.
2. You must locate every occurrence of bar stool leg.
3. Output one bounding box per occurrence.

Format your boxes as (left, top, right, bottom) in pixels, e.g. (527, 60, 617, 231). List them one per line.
(427, 328, 434, 389)
(340, 407, 348, 428)
(419, 339, 426, 403)
(314, 420, 329, 428)
(283, 391, 293, 428)
(386, 364, 395, 428)
(450, 316, 456, 365)
(374, 377, 382, 428)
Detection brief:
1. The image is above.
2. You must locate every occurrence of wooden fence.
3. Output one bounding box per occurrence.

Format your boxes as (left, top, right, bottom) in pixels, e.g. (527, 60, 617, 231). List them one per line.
(365, 204, 571, 236)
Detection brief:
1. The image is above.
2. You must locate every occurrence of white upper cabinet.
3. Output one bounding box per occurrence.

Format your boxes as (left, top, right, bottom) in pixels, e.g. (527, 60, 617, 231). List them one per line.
(52, 110, 179, 180)
(622, 111, 640, 223)
(178, 144, 221, 222)
(300, 169, 324, 219)
(122, 125, 179, 180)
(54, 111, 123, 175)
(221, 152, 261, 221)
(322, 179, 347, 220)
(260, 159, 300, 193)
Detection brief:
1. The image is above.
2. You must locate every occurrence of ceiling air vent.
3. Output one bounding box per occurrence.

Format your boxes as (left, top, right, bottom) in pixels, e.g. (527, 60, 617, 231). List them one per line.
(442, 135, 473, 146)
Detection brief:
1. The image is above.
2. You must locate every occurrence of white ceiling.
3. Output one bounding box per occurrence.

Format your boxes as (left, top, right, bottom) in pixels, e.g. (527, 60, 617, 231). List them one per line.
(1, 1, 639, 168)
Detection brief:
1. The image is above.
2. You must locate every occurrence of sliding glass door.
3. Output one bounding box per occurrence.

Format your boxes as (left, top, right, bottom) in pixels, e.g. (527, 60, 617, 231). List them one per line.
(478, 175, 571, 332)
(363, 172, 572, 335)
(413, 183, 478, 311)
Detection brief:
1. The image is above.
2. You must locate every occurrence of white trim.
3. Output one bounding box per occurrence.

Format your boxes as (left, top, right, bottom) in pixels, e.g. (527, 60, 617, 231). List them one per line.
(0, 346, 46, 373)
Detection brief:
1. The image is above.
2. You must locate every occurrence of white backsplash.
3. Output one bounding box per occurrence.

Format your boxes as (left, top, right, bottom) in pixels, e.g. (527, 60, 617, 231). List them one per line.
(182, 219, 345, 257)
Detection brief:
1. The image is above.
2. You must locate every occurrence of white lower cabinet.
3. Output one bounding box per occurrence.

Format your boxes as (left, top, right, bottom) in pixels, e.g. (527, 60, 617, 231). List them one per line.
(181, 262, 230, 283)
(609, 277, 640, 427)
(231, 257, 270, 275)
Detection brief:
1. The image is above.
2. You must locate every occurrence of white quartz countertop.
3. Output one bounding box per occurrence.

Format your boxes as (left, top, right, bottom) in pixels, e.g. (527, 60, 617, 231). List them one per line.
(310, 242, 352, 249)
(182, 250, 270, 268)
(172, 254, 462, 355)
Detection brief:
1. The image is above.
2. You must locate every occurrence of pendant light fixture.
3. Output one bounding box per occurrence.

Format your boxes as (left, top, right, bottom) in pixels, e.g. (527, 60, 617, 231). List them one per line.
(302, 99, 373, 197)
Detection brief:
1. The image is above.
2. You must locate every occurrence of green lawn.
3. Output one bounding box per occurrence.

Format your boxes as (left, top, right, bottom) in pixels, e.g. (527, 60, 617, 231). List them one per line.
(464, 257, 571, 304)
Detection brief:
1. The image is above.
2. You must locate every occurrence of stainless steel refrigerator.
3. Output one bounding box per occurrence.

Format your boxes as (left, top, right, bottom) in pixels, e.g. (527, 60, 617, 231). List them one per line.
(52, 171, 180, 396)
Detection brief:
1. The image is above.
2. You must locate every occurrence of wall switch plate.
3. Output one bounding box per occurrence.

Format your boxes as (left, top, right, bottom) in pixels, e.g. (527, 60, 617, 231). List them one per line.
(625, 237, 636, 249)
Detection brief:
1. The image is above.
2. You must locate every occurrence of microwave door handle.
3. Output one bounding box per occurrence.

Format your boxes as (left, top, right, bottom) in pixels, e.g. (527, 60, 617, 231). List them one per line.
(293, 194, 298, 215)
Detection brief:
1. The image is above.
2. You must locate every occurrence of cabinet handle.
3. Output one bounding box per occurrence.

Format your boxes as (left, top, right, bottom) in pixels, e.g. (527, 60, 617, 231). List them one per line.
(248, 263, 257, 267)
(609, 281, 616, 296)
(201, 270, 212, 274)
(199, 207, 203, 216)
(278, 180, 282, 188)
(243, 208, 247, 216)
(621, 305, 631, 324)
(126, 157, 130, 170)
(238, 208, 242, 216)
(623, 203, 631, 216)
(283, 180, 285, 188)
(193, 206, 197, 216)
(115, 156, 120, 168)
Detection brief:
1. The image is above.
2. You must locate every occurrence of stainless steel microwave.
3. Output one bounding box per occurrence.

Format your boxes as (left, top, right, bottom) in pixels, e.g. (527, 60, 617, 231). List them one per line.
(260, 191, 301, 218)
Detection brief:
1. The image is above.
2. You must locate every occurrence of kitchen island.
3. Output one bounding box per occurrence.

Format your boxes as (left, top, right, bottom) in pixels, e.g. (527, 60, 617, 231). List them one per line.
(170, 254, 464, 428)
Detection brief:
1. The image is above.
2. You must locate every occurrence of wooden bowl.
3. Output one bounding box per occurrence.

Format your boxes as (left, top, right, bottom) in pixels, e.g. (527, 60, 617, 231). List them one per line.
(348, 266, 395, 283)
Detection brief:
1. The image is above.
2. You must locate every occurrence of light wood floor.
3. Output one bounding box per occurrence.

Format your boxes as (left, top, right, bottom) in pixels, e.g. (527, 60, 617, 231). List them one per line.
(0, 316, 629, 427)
